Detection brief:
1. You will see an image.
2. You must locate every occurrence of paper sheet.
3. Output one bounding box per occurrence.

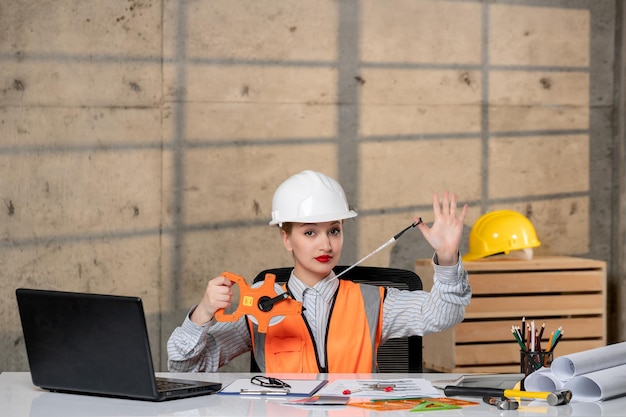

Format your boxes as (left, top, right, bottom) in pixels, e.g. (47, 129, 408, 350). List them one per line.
(286, 395, 350, 406)
(316, 378, 440, 399)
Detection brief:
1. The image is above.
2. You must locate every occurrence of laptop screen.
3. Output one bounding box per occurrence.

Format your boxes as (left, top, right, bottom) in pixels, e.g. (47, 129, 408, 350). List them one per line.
(17, 289, 162, 400)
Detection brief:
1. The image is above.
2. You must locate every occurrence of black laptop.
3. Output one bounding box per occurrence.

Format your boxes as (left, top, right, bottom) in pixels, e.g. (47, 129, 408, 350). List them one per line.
(16, 288, 221, 401)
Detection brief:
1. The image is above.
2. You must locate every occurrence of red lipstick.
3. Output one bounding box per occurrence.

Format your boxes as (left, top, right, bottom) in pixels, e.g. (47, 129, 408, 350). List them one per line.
(315, 255, 331, 263)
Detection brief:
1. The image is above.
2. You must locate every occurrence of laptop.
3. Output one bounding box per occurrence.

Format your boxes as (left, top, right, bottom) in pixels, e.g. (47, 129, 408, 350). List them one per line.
(16, 288, 222, 401)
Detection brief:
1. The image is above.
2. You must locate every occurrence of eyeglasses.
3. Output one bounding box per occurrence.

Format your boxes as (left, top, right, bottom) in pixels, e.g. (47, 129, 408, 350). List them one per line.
(250, 375, 291, 389)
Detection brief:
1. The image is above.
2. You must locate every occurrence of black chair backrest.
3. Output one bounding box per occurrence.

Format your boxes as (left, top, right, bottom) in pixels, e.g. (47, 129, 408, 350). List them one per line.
(250, 265, 423, 373)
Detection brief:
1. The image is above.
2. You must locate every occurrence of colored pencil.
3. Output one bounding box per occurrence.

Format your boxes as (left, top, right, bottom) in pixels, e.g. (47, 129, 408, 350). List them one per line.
(546, 330, 555, 352)
(511, 327, 526, 351)
(538, 322, 546, 340)
(550, 331, 564, 352)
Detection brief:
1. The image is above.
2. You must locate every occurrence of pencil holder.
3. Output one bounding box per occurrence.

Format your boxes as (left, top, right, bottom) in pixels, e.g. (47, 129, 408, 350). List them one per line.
(520, 350, 553, 377)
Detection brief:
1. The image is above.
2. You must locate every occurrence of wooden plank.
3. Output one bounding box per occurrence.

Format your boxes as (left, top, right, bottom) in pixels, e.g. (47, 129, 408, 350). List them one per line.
(425, 363, 524, 373)
(454, 339, 605, 366)
(465, 294, 604, 318)
(452, 364, 521, 374)
(468, 271, 604, 294)
(463, 256, 606, 272)
(455, 317, 605, 343)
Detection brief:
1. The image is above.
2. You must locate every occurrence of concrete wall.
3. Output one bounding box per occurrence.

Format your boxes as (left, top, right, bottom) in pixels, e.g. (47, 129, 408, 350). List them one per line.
(1, 0, 623, 372)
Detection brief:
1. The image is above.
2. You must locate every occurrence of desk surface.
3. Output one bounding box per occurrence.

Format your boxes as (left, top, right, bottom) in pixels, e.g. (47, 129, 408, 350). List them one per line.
(1, 372, 625, 416)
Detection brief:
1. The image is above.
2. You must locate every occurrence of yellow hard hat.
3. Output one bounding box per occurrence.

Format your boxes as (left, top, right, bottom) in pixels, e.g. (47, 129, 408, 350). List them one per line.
(462, 210, 541, 262)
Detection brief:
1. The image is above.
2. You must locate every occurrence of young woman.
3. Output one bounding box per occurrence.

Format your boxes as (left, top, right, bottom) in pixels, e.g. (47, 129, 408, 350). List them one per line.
(167, 170, 471, 373)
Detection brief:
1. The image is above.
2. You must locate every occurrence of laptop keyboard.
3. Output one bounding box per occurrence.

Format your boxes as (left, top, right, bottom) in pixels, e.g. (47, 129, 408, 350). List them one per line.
(156, 379, 192, 391)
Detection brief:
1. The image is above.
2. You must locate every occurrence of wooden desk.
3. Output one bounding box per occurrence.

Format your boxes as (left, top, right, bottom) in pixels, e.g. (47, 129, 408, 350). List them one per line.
(2, 372, 625, 416)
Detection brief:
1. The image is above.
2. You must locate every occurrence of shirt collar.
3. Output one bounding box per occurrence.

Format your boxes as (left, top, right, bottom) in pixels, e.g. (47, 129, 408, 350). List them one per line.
(287, 270, 339, 305)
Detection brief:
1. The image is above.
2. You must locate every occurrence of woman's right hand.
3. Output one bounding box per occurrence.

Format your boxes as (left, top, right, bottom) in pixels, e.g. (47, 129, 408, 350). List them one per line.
(190, 275, 234, 325)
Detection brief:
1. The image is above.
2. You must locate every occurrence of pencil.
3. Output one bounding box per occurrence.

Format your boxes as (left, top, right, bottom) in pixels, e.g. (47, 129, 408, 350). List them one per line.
(536, 328, 542, 352)
(552, 326, 563, 348)
(550, 331, 564, 352)
(546, 330, 555, 352)
(515, 326, 524, 344)
(537, 322, 545, 352)
(538, 322, 546, 341)
(511, 327, 526, 351)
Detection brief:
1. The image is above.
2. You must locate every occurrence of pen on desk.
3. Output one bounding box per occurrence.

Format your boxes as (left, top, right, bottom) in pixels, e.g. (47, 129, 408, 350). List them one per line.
(240, 389, 289, 395)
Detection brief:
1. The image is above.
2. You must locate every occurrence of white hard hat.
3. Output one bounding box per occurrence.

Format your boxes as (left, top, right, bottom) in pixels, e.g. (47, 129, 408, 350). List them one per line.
(269, 170, 358, 226)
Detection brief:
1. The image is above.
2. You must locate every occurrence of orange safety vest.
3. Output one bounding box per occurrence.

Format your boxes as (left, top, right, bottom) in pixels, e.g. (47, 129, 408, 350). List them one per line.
(249, 280, 385, 373)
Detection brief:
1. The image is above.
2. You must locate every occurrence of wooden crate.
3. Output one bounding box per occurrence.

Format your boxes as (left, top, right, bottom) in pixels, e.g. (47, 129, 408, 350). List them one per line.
(415, 256, 607, 373)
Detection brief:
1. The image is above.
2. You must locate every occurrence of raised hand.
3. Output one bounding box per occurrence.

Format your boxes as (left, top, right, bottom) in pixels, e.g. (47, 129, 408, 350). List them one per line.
(415, 191, 468, 266)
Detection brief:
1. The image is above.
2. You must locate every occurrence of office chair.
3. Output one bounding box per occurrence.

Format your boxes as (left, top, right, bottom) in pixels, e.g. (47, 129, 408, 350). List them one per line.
(249, 265, 423, 373)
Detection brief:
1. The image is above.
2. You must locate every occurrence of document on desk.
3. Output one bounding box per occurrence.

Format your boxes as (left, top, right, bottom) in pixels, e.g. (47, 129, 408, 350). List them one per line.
(316, 378, 440, 399)
(286, 395, 351, 406)
(218, 378, 328, 396)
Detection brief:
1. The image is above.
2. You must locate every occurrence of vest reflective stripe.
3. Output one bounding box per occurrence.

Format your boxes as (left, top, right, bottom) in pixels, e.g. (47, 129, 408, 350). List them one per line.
(249, 280, 384, 373)
(361, 284, 384, 371)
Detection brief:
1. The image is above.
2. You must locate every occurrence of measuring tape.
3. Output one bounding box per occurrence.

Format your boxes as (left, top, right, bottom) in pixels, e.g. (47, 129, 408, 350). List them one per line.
(214, 271, 302, 333)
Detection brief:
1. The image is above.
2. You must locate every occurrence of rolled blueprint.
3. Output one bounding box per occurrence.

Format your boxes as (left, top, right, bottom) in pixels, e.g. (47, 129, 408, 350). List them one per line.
(551, 341, 626, 380)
